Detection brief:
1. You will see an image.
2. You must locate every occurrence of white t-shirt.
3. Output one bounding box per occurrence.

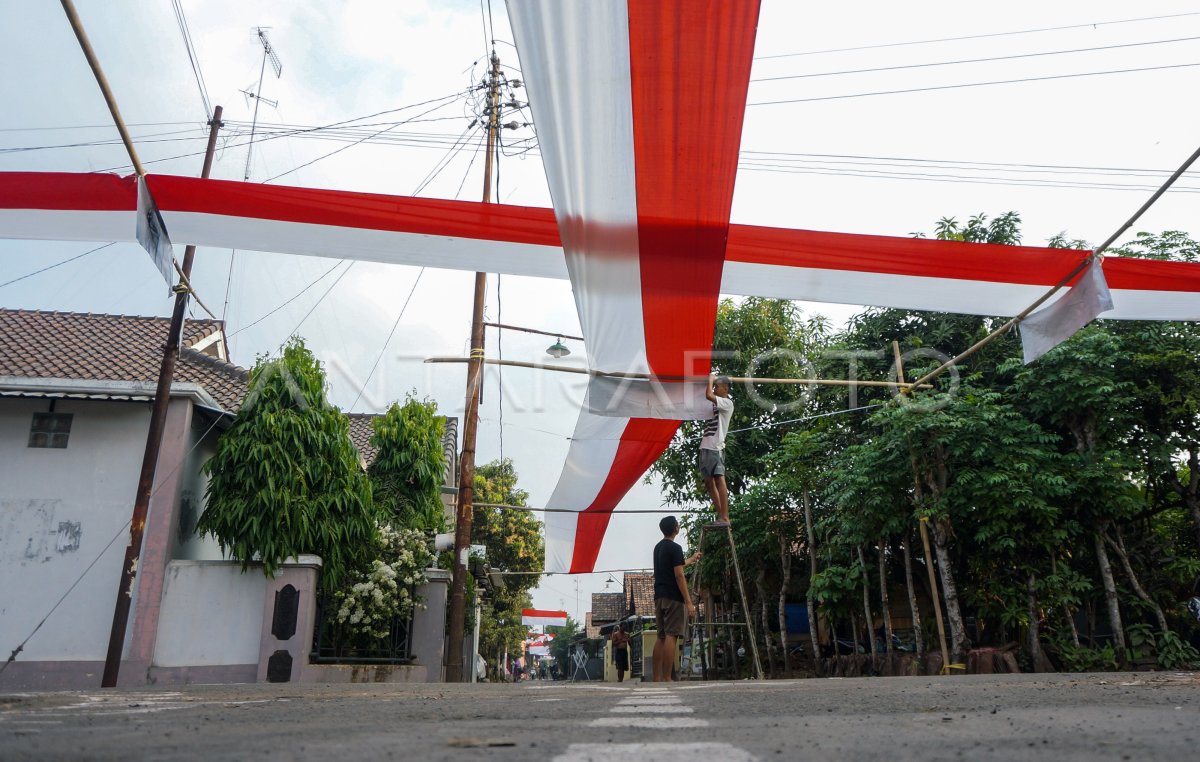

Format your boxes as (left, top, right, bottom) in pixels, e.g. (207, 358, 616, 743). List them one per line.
(699, 396, 734, 451)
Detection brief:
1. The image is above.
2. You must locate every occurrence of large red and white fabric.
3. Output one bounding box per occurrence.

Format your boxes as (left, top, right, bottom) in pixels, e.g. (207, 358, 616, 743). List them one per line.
(521, 609, 569, 627)
(506, 0, 760, 574)
(3, 172, 1197, 324)
(3, 1, 1200, 574)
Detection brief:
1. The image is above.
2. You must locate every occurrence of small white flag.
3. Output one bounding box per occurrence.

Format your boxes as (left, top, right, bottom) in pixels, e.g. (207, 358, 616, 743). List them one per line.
(135, 176, 175, 287)
(1019, 256, 1114, 364)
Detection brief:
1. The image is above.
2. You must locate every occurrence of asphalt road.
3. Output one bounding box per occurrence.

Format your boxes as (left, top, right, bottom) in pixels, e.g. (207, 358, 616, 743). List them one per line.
(1, 671, 1196, 761)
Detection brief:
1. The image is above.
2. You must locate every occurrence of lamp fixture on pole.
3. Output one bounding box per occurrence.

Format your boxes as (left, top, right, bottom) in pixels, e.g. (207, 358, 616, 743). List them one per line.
(546, 339, 570, 358)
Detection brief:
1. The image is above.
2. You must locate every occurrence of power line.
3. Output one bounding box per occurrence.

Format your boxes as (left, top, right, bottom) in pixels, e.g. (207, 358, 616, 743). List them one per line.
(754, 11, 1200, 59)
(0, 242, 115, 291)
(751, 35, 1200, 82)
(225, 258, 345, 338)
(748, 60, 1200, 106)
(737, 162, 1200, 194)
(93, 90, 473, 173)
(348, 268, 426, 411)
(170, 0, 212, 120)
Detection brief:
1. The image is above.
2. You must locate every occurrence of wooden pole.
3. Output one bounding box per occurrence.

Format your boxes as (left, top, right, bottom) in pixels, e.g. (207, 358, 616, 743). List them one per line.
(446, 52, 501, 684)
(894, 341, 951, 675)
(101, 107, 223, 688)
(425, 357, 930, 389)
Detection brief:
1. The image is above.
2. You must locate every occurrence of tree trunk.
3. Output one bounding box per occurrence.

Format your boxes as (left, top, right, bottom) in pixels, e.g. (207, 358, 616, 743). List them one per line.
(1053, 556, 1080, 648)
(901, 530, 925, 658)
(931, 519, 968, 664)
(857, 545, 877, 672)
(1026, 571, 1041, 671)
(1093, 529, 1126, 654)
(803, 491, 821, 664)
(1106, 527, 1170, 634)
(756, 572, 775, 677)
(878, 536, 894, 656)
(778, 529, 793, 678)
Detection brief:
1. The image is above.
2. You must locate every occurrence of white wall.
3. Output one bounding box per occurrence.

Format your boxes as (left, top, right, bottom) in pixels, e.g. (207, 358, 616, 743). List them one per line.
(0, 398, 147, 660)
(153, 561, 265, 667)
(172, 420, 225, 562)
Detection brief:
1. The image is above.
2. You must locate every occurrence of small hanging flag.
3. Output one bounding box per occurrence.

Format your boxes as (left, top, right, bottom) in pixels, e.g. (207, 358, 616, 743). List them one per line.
(521, 608, 569, 627)
(1020, 256, 1114, 364)
(135, 175, 175, 287)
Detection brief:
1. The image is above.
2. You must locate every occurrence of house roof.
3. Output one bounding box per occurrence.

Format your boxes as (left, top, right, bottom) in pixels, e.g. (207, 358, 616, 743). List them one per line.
(624, 572, 655, 617)
(0, 309, 247, 412)
(590, 591, 625, 623)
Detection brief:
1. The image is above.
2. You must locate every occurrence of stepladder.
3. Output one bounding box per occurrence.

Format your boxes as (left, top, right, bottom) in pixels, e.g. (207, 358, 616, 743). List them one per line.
(686, 523, 764, 681)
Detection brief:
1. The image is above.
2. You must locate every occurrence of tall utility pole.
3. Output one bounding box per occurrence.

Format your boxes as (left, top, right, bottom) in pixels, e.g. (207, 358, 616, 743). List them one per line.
(101, 107, 224, 688)
(446, 52, 502, 683)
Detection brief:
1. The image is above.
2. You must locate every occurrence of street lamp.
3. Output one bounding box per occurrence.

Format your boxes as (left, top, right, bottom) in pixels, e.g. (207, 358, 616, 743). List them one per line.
(546, 338, 570, 358)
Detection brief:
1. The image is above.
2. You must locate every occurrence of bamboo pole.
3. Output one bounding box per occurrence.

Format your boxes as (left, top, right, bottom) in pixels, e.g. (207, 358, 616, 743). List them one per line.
(426, 356, 931, 389)
(60, 0, 146, 176)
(894, 342, 952, 676)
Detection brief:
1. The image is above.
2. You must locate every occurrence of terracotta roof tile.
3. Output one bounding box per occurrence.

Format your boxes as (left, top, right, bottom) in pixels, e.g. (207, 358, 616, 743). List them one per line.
(624, 572, 655, 617)
(0, 309, 247, 411)
(590, 592, 625, 623)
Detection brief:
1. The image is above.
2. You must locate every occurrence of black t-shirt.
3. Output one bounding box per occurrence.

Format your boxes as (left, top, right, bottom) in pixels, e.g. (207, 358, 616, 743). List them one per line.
(653, 538, 686, 602)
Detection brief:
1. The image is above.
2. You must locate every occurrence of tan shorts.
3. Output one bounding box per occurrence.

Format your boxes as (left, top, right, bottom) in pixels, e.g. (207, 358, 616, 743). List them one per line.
(655, 597, 688, 638)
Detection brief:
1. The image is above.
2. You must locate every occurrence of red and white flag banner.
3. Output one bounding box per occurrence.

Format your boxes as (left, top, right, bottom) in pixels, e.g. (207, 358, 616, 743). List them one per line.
(522, 609, 569, 627)
(3, 1, 1200, 575)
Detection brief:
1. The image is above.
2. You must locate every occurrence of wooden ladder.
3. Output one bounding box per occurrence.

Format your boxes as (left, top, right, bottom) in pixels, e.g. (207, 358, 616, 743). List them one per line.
(688, 523, 764, 680)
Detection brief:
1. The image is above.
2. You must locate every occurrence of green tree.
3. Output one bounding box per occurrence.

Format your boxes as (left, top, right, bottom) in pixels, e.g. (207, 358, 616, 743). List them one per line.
(470, 459, 544, 679)
(199, 338, 376, 587)
(368, 395, 446, 532)
(653, 297, 829, 509)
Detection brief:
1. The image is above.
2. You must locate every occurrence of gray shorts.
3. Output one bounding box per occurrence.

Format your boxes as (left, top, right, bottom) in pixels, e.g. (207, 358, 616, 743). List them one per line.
(698, 448, 725, 478)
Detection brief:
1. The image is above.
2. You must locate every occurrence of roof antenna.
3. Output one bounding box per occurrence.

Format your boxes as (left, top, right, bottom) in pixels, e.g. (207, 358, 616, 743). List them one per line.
(243, 27, 283, 181)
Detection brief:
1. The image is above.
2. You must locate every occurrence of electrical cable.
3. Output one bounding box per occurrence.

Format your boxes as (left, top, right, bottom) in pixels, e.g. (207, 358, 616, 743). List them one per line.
(225, 259, 346, 339)
(736, 163, 1200, 194)
(0, 242, 115, 291)
(93, 89, 473, 173)
(348, 268, 425, 411)
(263, 94, 468, 183)
(170, 0, 212, 120)
(278, 260, 355, 347)
(751, 34, 1200, 82)
(754, 11, 1200, 59)
(748, 61, 1200, 106)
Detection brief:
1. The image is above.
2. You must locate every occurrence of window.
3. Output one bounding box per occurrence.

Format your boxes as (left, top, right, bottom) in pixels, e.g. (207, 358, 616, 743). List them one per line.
(29, 412, 73, 449)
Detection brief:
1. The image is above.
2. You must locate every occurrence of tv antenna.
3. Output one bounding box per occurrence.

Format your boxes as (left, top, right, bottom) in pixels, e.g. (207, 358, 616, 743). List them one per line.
(243, 27, 283, 181)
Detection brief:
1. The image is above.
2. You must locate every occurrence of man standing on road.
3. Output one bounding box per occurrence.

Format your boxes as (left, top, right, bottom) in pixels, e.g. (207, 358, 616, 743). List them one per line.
(611, 623, 631, 683)
(698, 375, 734, 525)
(652, 515, 702, 682)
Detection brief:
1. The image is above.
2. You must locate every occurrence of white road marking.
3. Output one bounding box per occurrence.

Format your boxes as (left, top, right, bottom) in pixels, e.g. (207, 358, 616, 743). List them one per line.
(618, 697, 684, 706)
(589, 716, 709, 728)
(555, 742, 756, 761)
(609, 705, 694, 714)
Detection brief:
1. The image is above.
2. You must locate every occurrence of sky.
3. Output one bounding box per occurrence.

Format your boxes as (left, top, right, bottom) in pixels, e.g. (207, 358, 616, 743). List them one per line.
(2, 1, 1198, 623)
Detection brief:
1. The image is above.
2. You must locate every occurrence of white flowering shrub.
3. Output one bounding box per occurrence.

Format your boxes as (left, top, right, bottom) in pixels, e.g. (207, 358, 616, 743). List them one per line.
(333, 524, 435, 639)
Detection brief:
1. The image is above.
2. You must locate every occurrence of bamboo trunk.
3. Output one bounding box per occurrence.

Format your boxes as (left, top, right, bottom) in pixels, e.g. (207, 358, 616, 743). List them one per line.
(778, 529, 793, 678)
(878, 536, 894, 657)
(1107, 528, 1170, 634)
(756, 572, 775, 677)
(803, 491, 822, 664)
(931, 519, 968, 664)
(1093, 529, 1127, 654)
(1026, 571, 1041, 671)
(857, 545, 877, 672)
(901, 530, 925, 658)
